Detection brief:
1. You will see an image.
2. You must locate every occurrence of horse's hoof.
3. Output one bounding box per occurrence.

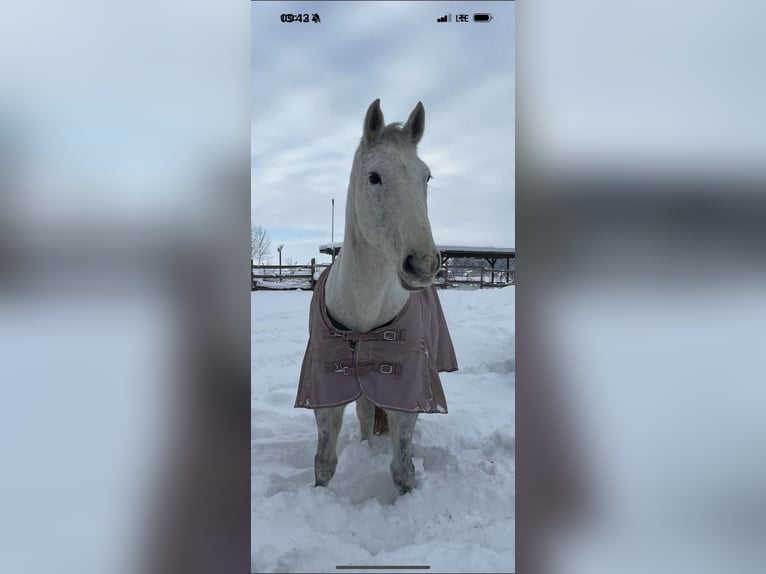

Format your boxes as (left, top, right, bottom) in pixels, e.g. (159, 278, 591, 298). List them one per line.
(393, 480, 414, 495)
(391, 460, 416, 495)
(314, 472, 333, 487)
(314, 456, 337, 487)
(391, 471, 416, 495)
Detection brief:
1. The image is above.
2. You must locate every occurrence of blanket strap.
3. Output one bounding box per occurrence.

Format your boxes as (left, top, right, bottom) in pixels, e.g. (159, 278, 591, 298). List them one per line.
(324, 360, 403, 376)
(329, 329, 407, 342)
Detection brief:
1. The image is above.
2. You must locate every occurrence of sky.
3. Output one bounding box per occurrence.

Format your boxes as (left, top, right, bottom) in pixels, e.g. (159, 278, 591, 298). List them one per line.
(251, 1, 515, 265)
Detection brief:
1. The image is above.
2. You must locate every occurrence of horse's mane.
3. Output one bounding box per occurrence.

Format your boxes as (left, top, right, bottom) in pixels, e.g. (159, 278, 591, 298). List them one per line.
(368, 122, 415, 147)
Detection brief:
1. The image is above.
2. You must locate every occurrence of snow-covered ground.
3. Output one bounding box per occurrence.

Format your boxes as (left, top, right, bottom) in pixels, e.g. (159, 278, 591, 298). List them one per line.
(251, 285, 515, 573)
(253, 279, 313, 290)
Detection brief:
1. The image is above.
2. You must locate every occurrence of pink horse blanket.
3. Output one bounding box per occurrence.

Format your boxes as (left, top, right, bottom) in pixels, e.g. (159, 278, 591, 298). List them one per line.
(294, 267, 458, 413)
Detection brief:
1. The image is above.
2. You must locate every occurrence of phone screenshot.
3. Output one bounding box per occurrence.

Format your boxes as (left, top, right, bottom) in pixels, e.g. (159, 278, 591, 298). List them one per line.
(251, 2, 515, 571)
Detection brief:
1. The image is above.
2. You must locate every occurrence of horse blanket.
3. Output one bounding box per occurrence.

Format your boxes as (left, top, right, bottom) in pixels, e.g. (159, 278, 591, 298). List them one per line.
(294, 266, 458, 413)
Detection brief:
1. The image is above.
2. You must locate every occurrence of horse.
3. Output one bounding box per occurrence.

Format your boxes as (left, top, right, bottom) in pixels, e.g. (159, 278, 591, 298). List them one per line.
(295, 99, 457, 495)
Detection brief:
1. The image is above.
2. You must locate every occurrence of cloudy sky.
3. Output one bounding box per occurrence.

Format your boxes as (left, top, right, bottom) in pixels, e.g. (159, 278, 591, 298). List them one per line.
(251, 1, 514, 265)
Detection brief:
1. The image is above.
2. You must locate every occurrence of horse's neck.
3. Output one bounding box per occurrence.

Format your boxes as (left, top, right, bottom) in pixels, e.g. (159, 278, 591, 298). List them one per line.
(325, 234, 409, 334)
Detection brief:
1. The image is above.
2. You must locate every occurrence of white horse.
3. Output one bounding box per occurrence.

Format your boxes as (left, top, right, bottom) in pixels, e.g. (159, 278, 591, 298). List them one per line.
(308, 99, 445, 495)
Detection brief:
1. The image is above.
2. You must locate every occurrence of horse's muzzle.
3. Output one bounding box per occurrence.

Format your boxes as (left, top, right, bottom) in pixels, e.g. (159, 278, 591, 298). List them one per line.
(399, 250, 441, 290)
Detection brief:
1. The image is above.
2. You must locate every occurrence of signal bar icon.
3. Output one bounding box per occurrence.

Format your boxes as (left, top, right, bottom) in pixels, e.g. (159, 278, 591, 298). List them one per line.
(436, 14, 451, 23)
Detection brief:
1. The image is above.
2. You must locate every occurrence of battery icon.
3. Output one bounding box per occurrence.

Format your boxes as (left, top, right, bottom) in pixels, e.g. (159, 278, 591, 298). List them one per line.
(473, 13, 493, 22)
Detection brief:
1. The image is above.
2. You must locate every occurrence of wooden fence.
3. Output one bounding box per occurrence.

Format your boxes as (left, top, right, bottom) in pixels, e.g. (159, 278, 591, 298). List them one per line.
(435, 263, 514, 289)
(252, 259, 513, 291)
(251, 258, 330, 291)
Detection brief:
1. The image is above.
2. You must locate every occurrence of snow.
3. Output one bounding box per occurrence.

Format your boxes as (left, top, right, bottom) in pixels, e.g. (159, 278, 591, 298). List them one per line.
(253, 278, 312, 290)
(251, 286, 515, 573)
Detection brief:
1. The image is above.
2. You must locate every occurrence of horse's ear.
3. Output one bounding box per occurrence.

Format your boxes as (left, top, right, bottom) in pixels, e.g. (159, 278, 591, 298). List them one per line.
(404, 101, 425, 144)
(363, 98, 385, 143)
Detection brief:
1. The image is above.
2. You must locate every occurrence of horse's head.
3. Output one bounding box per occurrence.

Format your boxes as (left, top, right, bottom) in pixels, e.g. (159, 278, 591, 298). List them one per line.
(348, 99, 441, 291)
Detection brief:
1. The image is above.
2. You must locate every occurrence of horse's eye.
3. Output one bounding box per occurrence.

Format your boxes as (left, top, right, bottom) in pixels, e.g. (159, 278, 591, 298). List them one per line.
(426, 174, 433, 183)
(368, 172, 381, 185)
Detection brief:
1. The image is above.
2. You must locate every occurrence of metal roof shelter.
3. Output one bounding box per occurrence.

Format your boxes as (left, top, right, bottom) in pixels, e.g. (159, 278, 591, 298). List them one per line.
(318, 243, 515, 266)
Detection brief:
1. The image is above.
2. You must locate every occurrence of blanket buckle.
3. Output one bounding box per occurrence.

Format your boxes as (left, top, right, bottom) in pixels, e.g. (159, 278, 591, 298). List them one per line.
(333, 360, 350, 374)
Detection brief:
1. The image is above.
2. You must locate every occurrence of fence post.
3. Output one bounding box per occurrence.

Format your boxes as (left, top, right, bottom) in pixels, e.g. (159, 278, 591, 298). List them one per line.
(310, 258, 316, 290)
(251, 258, 254, 291)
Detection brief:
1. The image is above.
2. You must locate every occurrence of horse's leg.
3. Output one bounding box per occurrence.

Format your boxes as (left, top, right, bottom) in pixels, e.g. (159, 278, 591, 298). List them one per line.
(387, 410, 419, 495)
(314, 405, 345, 487)
(355, 395, 375, 442)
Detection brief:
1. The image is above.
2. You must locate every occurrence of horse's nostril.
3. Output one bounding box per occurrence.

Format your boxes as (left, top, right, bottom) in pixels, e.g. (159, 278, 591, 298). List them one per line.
(403, 255, 416, 275)
(403, 253, 440, 278)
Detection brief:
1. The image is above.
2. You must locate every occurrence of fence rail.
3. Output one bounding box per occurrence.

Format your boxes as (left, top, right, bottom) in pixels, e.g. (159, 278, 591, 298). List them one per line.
(252, 259, 513, 291)
(436, 263, 514, 289)
(251, 259, 330, 291)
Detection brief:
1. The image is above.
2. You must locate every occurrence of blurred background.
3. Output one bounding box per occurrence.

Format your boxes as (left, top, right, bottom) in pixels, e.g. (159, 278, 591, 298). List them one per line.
(517, 1, 766, 573)
(0, 1, 250, 573)
(2, 0, 766, 573)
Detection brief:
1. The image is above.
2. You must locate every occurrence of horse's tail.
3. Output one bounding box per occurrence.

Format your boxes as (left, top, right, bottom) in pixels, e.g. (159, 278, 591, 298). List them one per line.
(373, 406, 389, 435)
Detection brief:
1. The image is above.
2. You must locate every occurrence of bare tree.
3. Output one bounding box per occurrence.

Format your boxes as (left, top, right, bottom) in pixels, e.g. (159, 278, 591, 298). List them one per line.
(251, 224, 271, 265)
